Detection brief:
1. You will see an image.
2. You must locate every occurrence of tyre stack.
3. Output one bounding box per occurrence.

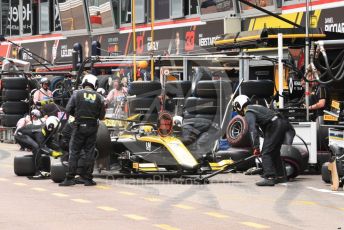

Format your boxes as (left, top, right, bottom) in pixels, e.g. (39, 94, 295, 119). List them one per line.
(184, 80, 232, 127)
(128, 81, 162, 122)
(165, 80, 192, 115)
(1, 77, 29, 127)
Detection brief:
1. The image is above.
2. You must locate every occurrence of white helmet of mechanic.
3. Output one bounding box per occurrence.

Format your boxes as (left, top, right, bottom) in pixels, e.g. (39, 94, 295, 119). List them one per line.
(233, 95, 250, 115)
(45, 116, 60, 132)
(30, 109, 41, 118)
(96, 87, 106, 96)
(81, 74, 98, 90)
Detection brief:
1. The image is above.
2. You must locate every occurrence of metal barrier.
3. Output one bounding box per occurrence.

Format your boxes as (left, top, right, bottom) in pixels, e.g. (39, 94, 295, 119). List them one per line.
(0, 126, 15, 143)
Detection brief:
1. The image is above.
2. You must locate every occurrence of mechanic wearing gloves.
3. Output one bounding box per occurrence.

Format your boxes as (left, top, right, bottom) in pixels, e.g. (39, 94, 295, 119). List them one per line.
(59, 74, 105, 186)
(233, 95, 295, 186)
(14, 116, 62, 179)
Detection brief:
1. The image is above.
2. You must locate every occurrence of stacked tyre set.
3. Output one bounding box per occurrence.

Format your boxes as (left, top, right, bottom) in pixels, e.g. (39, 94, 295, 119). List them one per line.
(1, 77, 30, 127)
(128, 81, 162, 121)
(183, 80, 232, 125)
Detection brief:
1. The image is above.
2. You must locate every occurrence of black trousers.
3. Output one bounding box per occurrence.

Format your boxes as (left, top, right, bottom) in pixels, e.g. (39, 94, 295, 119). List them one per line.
(67, 124, 98, 180)
(14, 134, 41, 172)
(261, 118, 288, 178)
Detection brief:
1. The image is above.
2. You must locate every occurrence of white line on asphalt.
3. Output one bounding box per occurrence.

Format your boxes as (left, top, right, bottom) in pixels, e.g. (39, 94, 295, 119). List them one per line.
(71, 199, 92, 203)
(124, 214, 147, 221)
(307, 187, 333, 193)
(0, 178, 9, 181)
(307, 186, 344, 196)
(52, 193, 69, 197)
(154, 224, 180, 230)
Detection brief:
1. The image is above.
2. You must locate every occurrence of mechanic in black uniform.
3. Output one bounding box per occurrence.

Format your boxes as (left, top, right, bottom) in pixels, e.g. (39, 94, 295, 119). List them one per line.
(59, 74, 105, 186)
(308, 82, 330, 121)
(233, 95, 295, 186)
(14, 116, 62, 179)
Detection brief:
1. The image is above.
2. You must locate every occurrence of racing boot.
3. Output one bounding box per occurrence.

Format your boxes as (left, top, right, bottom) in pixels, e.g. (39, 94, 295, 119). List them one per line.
(59, 178, 76, 186)
(256, 177, 275, 186)
(275, 176, 288, 184)
(74, 177, 87, 184)
(83, 179, 97, 186)
(28, 171, 51, 180)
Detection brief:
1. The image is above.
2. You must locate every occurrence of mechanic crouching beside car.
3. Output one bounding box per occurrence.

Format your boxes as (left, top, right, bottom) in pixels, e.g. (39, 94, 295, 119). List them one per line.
(59, 74, 105, 187)
(233, 95, 295, 186)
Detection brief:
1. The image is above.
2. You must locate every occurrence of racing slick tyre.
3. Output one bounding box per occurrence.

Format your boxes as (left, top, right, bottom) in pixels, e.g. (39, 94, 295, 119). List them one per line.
(182, 112, 215, 121)
(281, 145, 303, 179)
(14, 155, 35, 176)
(2, 101, 29, 114)
(50, 76, 65, 92)
(240, 80, 274, 98)
(129, 81, 161, 97)
(165, 80, 192, 98)
(226, 115, 251, 148)
(28, 78, 41, 91)
(195, 80, 232, 98)
(40, 155, 51, 172)
(96, 121, 112, 161)
(2, 77, 28, 90)
(50, 162, 67, 183)
(2, 89, 29, 101)
(317, 124, 329, 151)
(98, 75, 111, 92)
(321, 162, 331, 184)
(1, 114, 23, 127)
(317, 151, 332, 169)
(216, 148, 255, 171)
(184, 97, 218, 114)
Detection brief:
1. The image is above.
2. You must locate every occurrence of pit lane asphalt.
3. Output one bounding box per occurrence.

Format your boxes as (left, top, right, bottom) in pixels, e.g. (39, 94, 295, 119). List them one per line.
(0, 142, 343, 230)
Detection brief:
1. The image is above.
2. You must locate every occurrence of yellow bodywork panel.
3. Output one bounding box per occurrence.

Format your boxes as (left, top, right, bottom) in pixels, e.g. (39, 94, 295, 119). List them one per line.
(209, 159, 234, 171)
(137, 136, 199, 169)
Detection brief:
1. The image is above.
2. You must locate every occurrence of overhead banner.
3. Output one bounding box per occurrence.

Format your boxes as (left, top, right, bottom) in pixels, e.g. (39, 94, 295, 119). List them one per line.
(318, 7, 344, 33)
(243, 6, 344, 34)
(22, 19, 224, 65)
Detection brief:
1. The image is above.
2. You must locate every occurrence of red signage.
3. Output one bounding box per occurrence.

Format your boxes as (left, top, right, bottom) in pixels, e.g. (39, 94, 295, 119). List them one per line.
(185, 31, 195, 51)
